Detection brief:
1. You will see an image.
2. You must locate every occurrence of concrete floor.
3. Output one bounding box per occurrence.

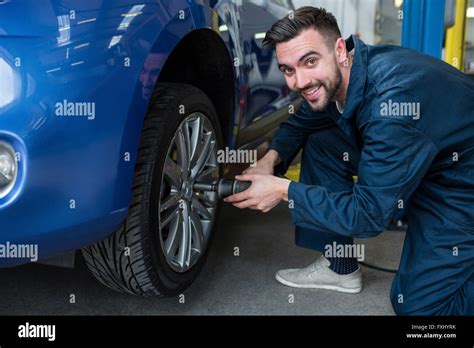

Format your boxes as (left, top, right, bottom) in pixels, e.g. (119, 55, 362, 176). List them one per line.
(0, 203, 404, 315)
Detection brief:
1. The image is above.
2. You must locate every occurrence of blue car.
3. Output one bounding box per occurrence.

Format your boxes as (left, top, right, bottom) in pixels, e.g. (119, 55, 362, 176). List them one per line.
(0, 0, 300, 296)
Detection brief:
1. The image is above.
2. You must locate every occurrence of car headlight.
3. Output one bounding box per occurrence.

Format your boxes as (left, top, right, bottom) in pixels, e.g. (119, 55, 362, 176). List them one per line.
(0, 141, 17, 199)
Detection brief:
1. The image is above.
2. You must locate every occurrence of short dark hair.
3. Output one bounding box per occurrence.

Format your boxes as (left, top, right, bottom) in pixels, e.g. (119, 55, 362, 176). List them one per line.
(263, 6, 341, 49)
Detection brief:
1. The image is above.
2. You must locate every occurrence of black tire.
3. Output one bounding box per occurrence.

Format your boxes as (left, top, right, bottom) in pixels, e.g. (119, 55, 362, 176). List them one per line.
(82, 83, 223, 297)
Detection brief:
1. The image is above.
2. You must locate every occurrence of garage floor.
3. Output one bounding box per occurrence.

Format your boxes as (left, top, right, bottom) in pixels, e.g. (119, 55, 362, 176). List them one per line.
(0, 202, 404, 315)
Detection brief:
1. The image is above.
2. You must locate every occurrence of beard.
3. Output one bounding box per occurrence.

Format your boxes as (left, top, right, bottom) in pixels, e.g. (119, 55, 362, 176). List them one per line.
(300, 62, 342, 112)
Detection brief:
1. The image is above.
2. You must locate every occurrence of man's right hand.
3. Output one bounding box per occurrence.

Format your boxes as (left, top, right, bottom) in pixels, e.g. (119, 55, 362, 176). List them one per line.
(243, 149, 281, 175)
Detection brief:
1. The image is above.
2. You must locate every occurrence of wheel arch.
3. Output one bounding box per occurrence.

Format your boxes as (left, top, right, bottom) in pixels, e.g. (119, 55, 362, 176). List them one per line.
(157, 28, 235, 149)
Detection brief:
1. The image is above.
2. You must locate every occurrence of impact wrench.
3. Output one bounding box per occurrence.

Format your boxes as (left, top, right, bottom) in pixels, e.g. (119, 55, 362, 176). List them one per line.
(193, 179, 252, 199)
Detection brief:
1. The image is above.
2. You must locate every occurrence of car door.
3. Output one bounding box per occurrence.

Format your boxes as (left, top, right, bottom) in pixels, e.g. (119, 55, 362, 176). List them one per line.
(236, 0, 301, 146)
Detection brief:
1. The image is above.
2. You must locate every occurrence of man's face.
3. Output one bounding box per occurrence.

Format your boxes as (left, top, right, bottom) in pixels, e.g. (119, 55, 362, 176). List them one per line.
(139, 53, 166, 99)
(276, 29, 341, 112)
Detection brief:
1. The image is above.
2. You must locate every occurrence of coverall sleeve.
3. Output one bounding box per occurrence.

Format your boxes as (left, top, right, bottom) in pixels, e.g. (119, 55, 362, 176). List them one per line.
(287, 118, 439, 238)
(268, 101, 335, 175)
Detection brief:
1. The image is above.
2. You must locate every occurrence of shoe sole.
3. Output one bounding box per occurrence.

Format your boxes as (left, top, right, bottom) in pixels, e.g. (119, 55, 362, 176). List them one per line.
(275, 274, 362, 294)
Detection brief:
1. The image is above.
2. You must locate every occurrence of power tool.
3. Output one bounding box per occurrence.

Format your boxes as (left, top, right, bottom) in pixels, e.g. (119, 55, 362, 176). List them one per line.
(193, 179, 252, 199)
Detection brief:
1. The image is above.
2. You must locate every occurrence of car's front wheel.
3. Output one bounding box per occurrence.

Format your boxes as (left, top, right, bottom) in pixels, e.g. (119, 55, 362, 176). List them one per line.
(82, 83, 222, 297)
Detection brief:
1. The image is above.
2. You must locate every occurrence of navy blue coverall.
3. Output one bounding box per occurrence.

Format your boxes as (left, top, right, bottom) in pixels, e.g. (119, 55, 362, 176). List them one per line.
(269, 36, 474, 315)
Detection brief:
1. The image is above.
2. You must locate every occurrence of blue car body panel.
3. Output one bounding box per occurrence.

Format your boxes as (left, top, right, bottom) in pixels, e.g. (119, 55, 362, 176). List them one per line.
(0, 0, 296, 266)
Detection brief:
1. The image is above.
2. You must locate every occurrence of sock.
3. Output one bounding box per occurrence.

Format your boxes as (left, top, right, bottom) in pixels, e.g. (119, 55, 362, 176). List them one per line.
(327, 256, 359, 275)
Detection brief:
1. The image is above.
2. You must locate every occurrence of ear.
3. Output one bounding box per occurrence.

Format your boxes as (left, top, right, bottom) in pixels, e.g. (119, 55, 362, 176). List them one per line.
(335, 37, 347, 64)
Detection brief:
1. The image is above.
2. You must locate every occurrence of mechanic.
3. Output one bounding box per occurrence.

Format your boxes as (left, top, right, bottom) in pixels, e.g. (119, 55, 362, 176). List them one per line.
(225, 6, 474, 315)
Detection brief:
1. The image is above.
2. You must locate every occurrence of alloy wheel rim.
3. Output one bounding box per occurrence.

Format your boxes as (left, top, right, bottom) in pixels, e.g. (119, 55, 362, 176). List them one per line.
(159, 112, 219, 273)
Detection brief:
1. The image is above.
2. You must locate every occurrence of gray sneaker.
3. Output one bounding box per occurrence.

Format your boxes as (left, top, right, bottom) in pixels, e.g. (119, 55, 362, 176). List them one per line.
(275, 255, 362, 293)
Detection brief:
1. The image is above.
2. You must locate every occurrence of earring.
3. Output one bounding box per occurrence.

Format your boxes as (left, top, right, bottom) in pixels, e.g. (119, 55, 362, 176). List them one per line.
(343, 58, 349, 67)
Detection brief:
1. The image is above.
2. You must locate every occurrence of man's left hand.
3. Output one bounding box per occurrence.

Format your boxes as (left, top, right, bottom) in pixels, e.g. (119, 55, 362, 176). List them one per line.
(224, 174, 291, 212)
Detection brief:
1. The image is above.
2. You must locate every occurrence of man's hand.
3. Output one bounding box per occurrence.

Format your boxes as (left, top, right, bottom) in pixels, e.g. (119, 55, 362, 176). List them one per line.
(224, 174, 291, 212)
(243, 149, 281, 175)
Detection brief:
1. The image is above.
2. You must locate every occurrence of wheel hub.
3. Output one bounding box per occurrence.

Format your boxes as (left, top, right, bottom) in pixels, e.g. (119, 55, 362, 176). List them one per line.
(181, 181, 193, 201)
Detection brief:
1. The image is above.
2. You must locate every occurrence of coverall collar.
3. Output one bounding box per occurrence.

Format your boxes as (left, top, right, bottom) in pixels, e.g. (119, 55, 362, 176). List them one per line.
(341, 35, 368, 120)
